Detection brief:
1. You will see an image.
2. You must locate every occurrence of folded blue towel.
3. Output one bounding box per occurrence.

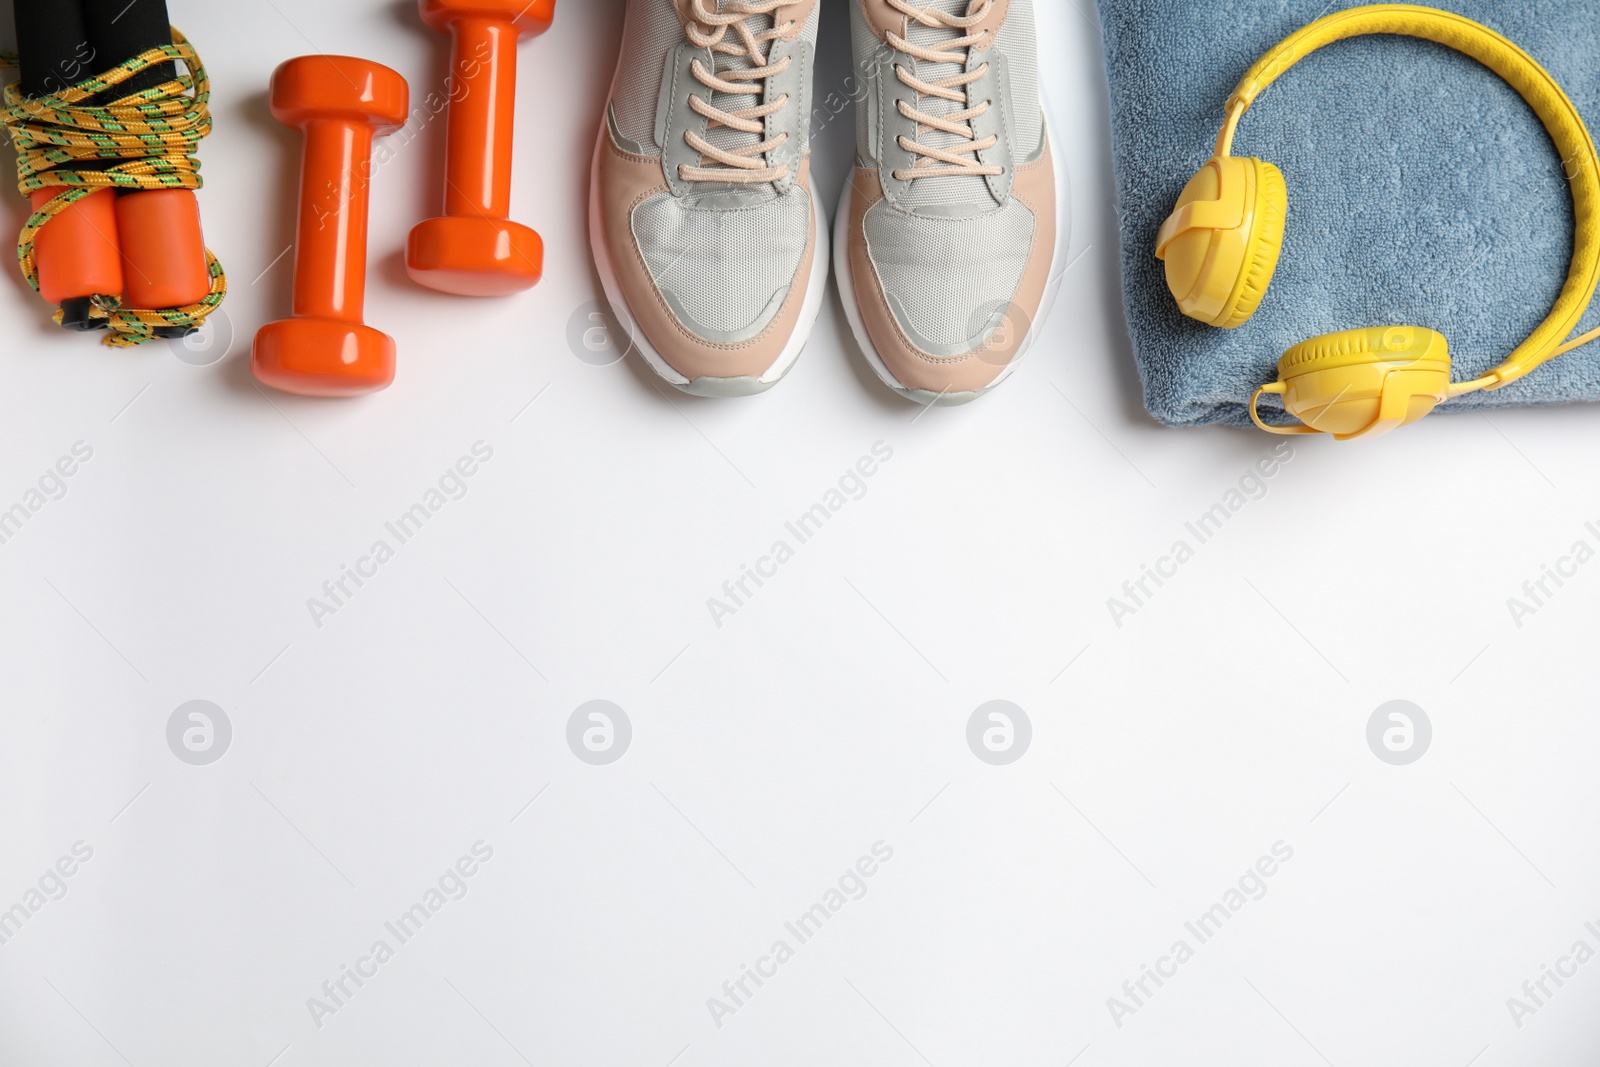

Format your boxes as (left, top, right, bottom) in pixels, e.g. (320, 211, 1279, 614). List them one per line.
(1096, 0, 1600, 428)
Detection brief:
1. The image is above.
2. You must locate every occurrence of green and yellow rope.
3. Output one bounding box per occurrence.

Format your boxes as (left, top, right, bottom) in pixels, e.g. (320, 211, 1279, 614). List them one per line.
(1, 29, 225, 346)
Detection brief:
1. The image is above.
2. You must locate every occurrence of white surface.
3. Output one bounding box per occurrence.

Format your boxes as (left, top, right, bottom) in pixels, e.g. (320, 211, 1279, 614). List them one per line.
(1, 2, 1598, 1065)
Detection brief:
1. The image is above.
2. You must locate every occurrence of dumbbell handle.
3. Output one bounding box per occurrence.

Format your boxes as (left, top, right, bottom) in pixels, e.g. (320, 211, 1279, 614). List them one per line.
(292, 120, 377, 323)
(443, 17, 517, 220)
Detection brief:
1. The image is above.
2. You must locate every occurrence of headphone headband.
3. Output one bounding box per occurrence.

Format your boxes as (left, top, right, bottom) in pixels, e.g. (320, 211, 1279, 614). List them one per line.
(1214, 3, 1600, 389)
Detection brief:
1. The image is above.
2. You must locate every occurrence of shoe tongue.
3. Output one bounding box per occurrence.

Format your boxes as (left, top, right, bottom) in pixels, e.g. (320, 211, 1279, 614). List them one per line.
(696, 5, 780, 195)
(900, 0, 991, 207)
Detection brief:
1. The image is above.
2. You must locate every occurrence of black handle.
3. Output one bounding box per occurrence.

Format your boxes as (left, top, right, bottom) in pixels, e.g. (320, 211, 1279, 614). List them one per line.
(80, 0, 177, 99)
(14, 0, 95, 100)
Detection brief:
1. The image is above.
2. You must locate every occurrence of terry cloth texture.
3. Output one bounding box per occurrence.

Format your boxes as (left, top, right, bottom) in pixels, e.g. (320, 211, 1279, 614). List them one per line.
(1097, 0, 1600, 428)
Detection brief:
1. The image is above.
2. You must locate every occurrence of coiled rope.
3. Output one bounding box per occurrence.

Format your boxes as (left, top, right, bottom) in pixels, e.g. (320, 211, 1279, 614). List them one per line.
(1, 29, 225, 346)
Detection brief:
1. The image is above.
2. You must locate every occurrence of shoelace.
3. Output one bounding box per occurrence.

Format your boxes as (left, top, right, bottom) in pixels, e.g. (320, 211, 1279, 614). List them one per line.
(885, 0, 1005, 183)
(681, 0, 798, 185)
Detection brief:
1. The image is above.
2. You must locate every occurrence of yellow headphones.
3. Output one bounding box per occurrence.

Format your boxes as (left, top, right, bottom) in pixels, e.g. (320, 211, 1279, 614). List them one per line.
(1156, 4, 1600, 440)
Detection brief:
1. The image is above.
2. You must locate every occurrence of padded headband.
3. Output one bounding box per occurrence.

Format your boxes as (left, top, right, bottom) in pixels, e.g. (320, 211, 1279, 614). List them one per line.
(1212, 4, 1600, 389)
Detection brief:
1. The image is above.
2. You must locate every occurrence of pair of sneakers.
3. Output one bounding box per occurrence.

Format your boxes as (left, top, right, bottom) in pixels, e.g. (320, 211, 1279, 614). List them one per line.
(590, 0, 1062, 404)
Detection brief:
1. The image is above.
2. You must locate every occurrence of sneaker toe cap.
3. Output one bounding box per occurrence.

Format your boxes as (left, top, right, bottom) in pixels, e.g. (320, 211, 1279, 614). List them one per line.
(858, 199, 1042, 394)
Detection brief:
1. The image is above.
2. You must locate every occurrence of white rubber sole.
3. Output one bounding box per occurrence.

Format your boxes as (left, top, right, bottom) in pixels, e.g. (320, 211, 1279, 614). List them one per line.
(587, 124, 831, 398)
(833, 98, 1073, 407)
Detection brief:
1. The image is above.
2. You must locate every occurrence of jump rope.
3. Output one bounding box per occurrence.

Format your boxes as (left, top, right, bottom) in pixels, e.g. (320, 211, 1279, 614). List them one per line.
(1, 0, 224, 346)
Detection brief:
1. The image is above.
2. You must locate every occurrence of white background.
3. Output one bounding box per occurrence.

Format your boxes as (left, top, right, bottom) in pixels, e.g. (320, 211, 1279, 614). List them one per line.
(1, 1, 1598, 1064)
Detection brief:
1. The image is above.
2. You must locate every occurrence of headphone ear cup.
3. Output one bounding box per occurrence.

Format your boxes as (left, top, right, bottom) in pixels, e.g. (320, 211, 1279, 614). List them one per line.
(1155, 157, 1288, 328)
(1217, 159, 1287, 329)
(1273, 326, 1453, 439)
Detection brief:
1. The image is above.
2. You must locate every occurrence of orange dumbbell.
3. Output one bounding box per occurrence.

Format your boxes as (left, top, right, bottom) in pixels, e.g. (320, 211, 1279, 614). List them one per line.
(253, 56, 410, 397)
(405, 0, 554, 297)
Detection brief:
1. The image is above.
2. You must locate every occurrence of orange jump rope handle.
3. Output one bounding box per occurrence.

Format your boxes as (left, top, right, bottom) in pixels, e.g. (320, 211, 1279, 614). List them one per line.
(251, 56, 410, 397)
(405, 0, 553, 297)
(15, 0, 123, 329)
(117, 189, 211, 309)
(78, 0, 213, 313)
(29, 187, 124, 318)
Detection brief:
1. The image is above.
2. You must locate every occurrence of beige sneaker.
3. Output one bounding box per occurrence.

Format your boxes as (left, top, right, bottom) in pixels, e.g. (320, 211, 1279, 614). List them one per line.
(590, 0, 828, 397)
(836, 0, 1065, 405)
